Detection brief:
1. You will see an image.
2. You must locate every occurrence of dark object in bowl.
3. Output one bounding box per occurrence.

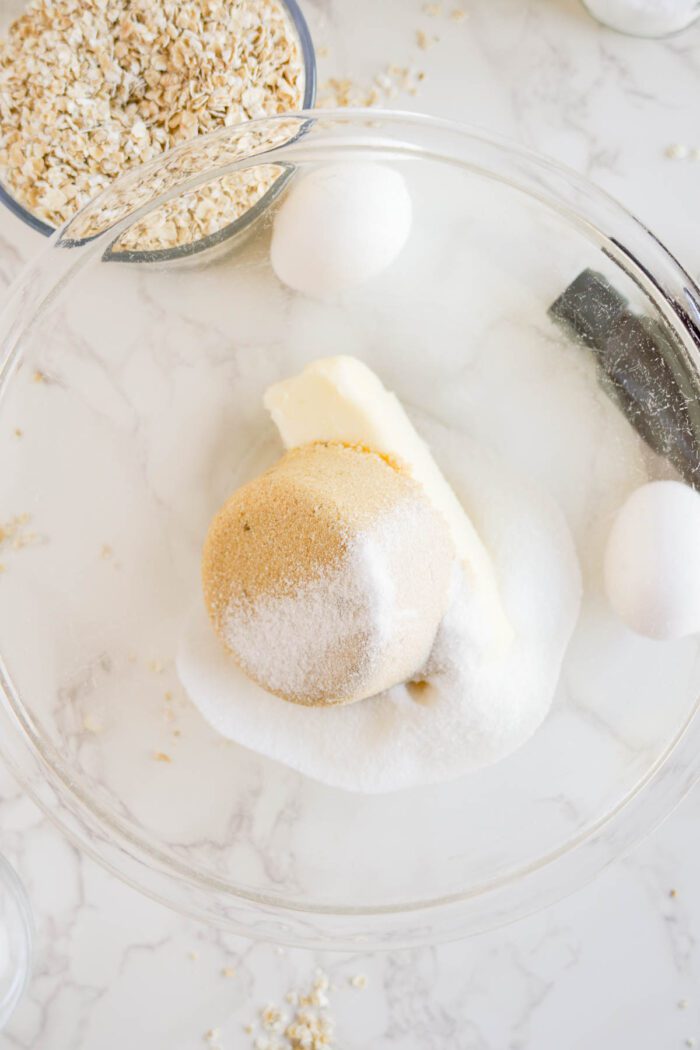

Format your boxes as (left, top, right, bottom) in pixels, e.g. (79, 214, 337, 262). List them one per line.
(550, 268, 700, 488)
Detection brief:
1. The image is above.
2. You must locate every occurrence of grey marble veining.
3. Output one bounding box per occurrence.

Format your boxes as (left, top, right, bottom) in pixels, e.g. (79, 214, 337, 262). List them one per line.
(0, 1, 699, 1047)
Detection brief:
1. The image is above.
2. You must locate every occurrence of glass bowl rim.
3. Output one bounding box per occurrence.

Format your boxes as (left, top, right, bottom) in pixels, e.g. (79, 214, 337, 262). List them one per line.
(0, 853, 32, 1027)
(1, 108, 700, 949)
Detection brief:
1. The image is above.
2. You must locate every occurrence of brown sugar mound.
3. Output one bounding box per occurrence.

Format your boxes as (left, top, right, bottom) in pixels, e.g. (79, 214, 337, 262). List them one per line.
(202, 442, 454, 706)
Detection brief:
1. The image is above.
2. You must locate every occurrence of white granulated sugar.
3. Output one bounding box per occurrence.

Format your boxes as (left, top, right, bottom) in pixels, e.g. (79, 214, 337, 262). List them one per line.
(222, 497, 452, 703)
(178, 444, 582, 793)
(224, 558, 387, 699)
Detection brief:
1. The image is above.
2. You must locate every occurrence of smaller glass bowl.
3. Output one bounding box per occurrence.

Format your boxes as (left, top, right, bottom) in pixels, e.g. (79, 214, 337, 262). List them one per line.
(0, 0, 317, 257)
(581, 0, 700, 37)
(0, 855, 31, 1029)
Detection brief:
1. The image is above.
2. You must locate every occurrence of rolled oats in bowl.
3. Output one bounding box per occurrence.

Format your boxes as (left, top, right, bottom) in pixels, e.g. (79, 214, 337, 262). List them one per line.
(0, 0, 314, 252)
(106, 162, 288, 257)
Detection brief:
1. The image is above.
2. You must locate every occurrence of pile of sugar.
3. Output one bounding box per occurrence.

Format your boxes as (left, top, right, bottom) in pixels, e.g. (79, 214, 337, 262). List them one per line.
(222, 496, 453, 704)
(178, 443, 582, 793)
(203, 442, 453, 705)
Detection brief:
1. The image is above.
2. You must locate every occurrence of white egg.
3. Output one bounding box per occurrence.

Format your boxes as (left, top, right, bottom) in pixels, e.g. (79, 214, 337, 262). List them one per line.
(604, 479, 700, 640)
(270, 162, 412, 298)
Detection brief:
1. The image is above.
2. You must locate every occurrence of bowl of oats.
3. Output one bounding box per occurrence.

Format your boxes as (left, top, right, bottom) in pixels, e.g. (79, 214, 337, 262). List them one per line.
(0, 111, 699, 949)
(0, 0, 316, 256)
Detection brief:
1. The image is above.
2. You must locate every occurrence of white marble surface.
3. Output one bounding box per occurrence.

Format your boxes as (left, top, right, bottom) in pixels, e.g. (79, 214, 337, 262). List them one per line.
(1, 0, 700, 1046)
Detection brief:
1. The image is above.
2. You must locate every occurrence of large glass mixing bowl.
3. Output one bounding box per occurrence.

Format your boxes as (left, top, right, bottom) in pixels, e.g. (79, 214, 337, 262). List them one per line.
(0, 112, 699, 949)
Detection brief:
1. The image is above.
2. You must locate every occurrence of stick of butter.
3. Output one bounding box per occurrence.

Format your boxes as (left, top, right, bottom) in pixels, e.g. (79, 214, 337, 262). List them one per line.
(264, 355, 513, 647)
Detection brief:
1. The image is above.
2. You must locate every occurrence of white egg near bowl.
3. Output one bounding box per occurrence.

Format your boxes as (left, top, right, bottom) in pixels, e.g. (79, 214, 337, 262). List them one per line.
(605, 480, 700, 640)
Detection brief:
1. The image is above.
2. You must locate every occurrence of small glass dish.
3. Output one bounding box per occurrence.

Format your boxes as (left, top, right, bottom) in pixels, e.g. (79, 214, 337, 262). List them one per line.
(581, 0, 700, 36)
(0, 0, 317, 255)
(0, 855, 31, 1028)
(0, 112, 700, 950)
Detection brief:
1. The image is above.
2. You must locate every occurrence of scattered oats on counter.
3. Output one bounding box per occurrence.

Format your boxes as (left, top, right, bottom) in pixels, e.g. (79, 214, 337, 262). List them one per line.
(261, 1005, 285, 1032)
(349, 973, 368, 990)
(284, 1010, 334, 1050)
(0, 512, 44, 578)
(154, 750, 172, 762)
(204, 1028, 223, 1049)
(247, 971, 337, 1050)
(0, 0, 305, 232)
(318, 66, 426, 108)
(416, 29, 436, 49)
(667, 143, 700, 162)
(82, 713, 103, 733)
(0, 513, 41, 554)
